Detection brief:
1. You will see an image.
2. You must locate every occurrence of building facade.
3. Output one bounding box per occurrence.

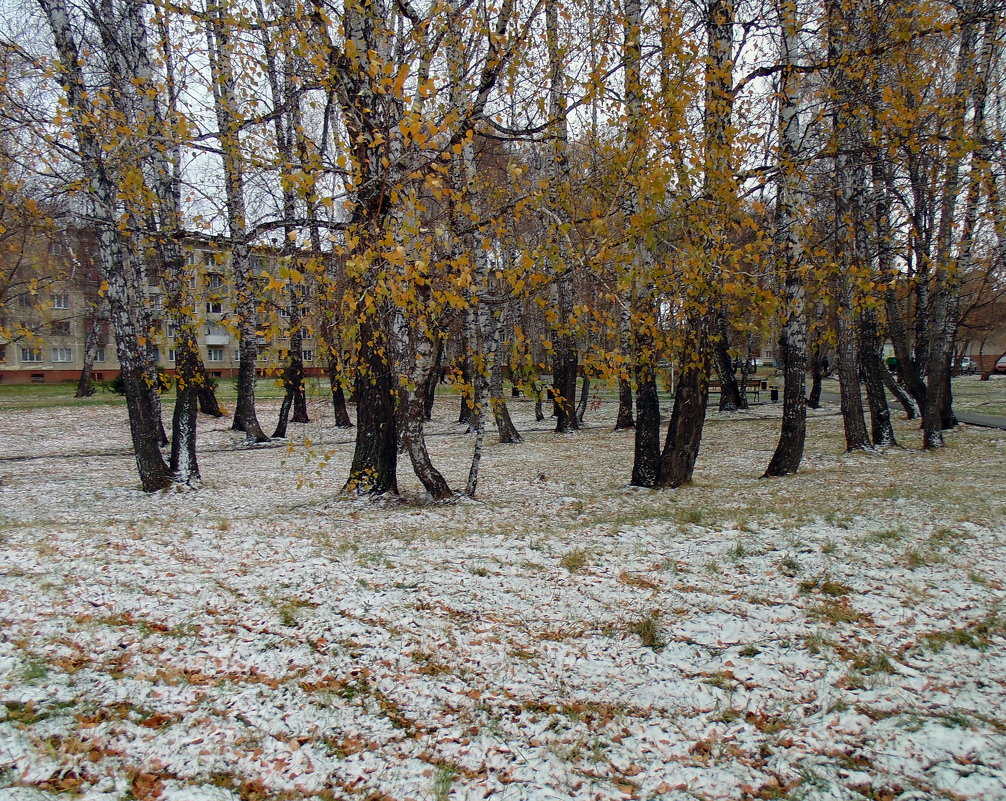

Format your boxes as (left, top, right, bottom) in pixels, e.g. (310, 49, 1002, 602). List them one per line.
(0, 234, 322, 385)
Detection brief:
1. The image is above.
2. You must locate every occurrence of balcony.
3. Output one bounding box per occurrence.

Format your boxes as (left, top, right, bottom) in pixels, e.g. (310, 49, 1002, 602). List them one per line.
(204, 334, 230, 346)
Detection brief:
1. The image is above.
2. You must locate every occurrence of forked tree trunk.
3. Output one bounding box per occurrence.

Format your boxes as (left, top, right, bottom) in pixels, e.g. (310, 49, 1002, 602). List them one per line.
(860, 308, 896, 447)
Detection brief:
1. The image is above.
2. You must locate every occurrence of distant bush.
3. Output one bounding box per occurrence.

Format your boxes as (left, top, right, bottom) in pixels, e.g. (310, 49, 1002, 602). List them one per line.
(105, 368, 173, 395)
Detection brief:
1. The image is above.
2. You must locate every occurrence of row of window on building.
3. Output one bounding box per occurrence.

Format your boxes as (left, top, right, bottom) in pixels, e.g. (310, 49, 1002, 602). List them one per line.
(14, 346, 315, 364)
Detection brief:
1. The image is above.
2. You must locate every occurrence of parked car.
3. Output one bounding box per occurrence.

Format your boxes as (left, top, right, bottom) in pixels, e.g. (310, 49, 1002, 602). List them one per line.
(959, 356, 976, 374)
(996, 356, 1006, 374)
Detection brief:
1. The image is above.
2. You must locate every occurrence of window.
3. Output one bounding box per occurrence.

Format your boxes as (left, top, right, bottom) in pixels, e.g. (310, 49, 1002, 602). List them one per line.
(52, 293, 70, 309)
(18, 293, 32, 308)
(0, 345, 6, 362)
(205, 322, 225, 336)
(52, 347, 73, 363)
(167, 321, 177, 338)
(206, 273, 224, 290)
(206, 301, 223, 314)
(207, 346, 224, 362)
(168, 349, 176, 362)
(51, 320, 72, 335)
(20, 348, 42, 363)
(302, 350, 314, 362)
(95, 347, 106, 363)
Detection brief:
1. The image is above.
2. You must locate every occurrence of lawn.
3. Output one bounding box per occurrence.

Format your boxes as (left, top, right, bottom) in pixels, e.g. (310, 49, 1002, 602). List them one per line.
(0, 388, 1004, 800)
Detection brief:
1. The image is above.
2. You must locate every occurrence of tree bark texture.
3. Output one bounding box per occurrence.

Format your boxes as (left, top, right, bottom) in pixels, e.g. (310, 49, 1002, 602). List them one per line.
(658, 365, 709, 488)
(207, 0, 268, 444)
(860, 308, 897, 447)
(764, 2, 808, 477)
(40, 0, 172, 492)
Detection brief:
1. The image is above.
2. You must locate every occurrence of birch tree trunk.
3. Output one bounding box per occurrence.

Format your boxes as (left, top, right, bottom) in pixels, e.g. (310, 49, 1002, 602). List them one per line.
(924, 1, 992, 447)
(206, 0, 269, 444)
(764, 0, 808, 477)
(625, 0, 661, 487)
(546, 0, 579, 434)
(39, 0, 172, 492)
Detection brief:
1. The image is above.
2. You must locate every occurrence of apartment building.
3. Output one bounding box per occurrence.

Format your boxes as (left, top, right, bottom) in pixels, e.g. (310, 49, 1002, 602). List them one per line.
(0, 233, 321, 385)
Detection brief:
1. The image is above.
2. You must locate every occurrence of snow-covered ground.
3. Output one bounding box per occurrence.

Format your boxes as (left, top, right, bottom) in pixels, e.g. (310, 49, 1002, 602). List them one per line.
(1, 393, 1004, 800)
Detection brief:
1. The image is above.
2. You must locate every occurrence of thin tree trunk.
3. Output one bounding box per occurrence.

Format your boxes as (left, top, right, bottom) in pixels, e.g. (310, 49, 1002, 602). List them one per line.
(532, 380, 545, 421)
(76, 317, 102, 397)
(883, 367, 919, 419)
(422, 336, 443, 421)
(860, 308, 897, 447)
(332, 378, 353, 427)
(490, 321, 522, 443)
(576, 374, 589, 425)
(615, 307, 635, 429)
(197, 366, 225, 417)
(924, 1, 988, 448)
(615, 376, 634, 429)
(807, 345, 824, 409)
(828, 0, 870, 453)
(206, 0, 268, 444)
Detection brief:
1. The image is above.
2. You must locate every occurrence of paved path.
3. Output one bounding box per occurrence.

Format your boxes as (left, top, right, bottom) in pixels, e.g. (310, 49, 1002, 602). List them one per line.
(819, 390, 1006, 430)
(955, 410, 1006, 429)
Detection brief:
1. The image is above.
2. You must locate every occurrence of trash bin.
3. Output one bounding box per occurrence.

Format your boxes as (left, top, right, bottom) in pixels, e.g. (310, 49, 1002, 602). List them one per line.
(511, 386, 520, 397)
(770, 386, 779, 403)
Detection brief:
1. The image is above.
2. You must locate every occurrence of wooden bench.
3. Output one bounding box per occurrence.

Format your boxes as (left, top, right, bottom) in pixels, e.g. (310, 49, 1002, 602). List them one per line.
(708, 379, 763, 400)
